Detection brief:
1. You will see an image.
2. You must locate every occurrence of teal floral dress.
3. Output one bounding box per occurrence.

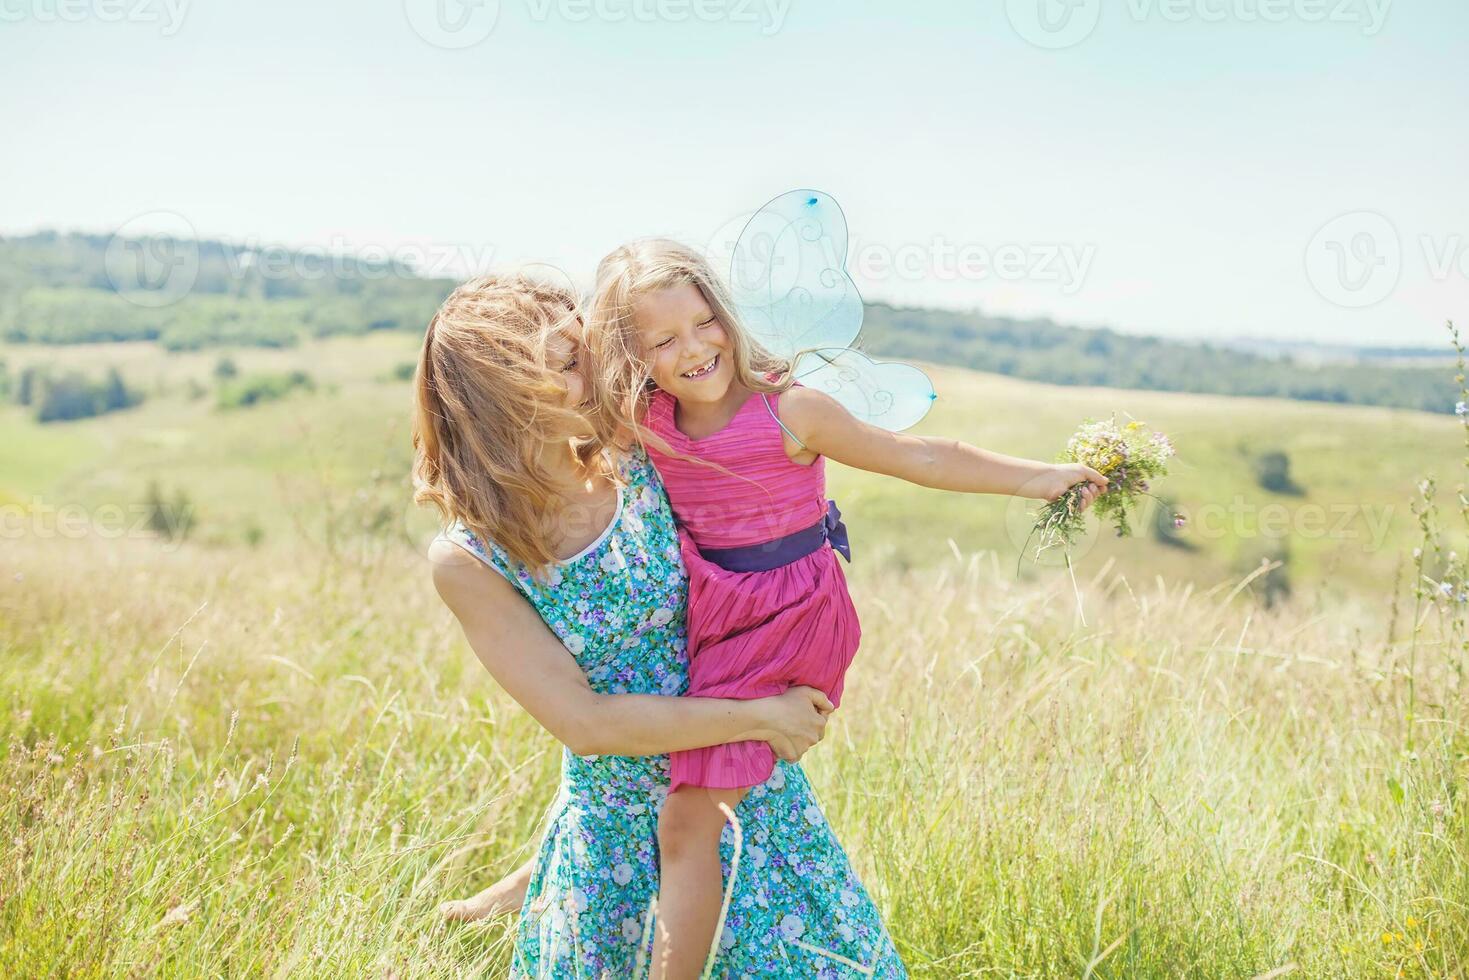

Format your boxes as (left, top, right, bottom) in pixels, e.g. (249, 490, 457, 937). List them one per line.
(441, 448, 906, 979)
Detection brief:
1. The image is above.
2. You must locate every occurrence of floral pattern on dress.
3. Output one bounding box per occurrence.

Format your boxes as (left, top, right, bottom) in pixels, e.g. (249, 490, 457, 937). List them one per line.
(442, 448, 906, 979)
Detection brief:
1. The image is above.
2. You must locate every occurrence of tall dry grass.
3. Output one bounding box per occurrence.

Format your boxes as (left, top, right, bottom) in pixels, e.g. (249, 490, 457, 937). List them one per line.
(2, 326, 1466, 977)
(1, 528, 1464, 977)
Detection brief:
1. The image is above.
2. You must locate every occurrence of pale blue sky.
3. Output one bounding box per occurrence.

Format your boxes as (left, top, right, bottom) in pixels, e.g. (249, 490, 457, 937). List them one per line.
(3, 0, 1465, 345)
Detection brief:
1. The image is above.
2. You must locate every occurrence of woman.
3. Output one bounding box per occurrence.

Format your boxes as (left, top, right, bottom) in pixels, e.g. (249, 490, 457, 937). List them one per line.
(414, 274, 907, 978)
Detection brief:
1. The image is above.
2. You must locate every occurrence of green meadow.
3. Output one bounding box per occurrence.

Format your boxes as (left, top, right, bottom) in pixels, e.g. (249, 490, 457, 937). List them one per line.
(2, 334, 1467, 977)
(1, 334, 1460, 597)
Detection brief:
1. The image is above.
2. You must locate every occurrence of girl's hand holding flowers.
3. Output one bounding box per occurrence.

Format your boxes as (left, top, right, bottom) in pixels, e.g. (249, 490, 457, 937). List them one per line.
(1022, 416, 1177, 624)
(1033, 462, 1109, 508)
(1027, 415, 1178, 564)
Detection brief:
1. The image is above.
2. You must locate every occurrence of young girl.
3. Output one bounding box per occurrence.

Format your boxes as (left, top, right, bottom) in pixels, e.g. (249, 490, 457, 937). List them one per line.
(585, 238, 1109, 977)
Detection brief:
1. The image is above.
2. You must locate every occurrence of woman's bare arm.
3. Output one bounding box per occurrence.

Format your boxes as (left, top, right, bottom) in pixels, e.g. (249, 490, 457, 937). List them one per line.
(430, 540, 832, 759)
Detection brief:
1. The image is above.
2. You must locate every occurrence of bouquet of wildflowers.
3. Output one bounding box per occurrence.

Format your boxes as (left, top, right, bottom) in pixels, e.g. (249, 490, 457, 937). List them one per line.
(1027, 415, 1177, 565)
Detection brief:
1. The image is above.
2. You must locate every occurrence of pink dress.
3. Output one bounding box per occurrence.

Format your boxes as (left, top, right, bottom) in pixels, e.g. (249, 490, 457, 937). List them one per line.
(643, 386, 861, 793)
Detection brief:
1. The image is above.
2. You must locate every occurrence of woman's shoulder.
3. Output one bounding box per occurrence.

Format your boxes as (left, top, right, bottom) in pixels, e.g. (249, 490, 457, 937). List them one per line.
(614, 443, 665, 494)
(427, 531, 521, 618)
(433, 522, 515, 583)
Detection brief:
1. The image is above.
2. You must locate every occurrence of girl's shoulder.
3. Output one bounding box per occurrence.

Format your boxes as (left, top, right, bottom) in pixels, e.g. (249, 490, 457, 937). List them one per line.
(642, 388, 677, 430)
(764, 381, 836, 435)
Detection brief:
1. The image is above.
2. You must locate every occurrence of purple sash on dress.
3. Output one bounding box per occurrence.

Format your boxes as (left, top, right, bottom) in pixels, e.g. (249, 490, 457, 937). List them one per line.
(697, 499, 851, 573)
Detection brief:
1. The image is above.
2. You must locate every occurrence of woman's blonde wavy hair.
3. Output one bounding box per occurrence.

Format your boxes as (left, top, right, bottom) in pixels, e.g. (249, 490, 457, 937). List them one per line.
(412, 273, 614, 575)
(585, 238, 792, 451)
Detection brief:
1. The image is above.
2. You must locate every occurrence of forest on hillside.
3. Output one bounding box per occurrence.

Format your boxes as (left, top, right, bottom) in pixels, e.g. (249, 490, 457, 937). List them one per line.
(1, 231, 1456, 413)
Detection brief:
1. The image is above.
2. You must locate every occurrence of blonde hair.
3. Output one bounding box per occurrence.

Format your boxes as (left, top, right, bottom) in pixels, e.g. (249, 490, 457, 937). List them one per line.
(585, 238, 791, 450)
(412, 273, 613, 575)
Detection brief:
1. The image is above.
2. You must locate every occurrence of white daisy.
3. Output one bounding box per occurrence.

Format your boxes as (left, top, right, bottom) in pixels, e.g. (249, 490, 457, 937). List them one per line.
(779, 913, 805, 940)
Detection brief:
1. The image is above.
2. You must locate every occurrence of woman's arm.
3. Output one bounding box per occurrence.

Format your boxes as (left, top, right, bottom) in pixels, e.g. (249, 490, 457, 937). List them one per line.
(430, 540, 832, 759)
(780, 386, 1109, 503)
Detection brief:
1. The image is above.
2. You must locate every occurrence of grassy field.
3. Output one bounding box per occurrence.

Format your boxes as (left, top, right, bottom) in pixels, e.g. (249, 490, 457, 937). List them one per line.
(1, 334, 1463, 596)
(2, 336, 1467, 976)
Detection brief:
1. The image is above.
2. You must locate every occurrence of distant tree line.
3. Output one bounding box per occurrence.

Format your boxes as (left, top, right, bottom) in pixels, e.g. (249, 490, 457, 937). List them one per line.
(0, 232, 452, 349)
(0, 231, 1458, 414)
(859, 305, 1459, 415)
(215, 368, 314, 409)
(3, 360, 144, 422)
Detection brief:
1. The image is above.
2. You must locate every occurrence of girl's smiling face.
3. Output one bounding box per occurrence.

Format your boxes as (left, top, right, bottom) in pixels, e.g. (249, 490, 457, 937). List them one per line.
(632, 283, 734, 405)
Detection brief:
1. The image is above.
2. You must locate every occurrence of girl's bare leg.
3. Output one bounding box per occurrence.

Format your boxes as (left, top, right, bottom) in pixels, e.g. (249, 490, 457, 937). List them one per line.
(650, 786, 746, 980)
(440, 855, 535, 922)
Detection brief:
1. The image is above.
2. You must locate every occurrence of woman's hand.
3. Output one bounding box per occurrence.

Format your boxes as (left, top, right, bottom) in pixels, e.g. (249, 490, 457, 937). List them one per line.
(754, 686, 834, 762)
(433, 542, 836, 759)
(1031, 462, 1109, 508)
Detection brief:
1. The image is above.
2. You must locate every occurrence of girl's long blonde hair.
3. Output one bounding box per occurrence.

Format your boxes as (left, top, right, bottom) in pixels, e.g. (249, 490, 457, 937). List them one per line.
(412, 273, 612, 574)
(585, 238, 792, 450)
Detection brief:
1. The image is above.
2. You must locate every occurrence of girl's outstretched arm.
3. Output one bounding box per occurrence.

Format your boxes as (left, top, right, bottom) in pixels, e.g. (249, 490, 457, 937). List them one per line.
(429, 539, 833, 759)
(779, 386, 1109, 503)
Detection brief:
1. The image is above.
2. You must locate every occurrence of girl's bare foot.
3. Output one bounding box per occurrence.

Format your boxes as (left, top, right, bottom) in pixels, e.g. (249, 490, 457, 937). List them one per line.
(440, 857, 535, 923)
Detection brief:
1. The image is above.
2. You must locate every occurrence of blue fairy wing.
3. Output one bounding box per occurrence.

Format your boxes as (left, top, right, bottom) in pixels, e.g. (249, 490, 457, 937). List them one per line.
(794, 348, 937, 432)
(729, 188, 937, 431)
(728, 189, 863, 358)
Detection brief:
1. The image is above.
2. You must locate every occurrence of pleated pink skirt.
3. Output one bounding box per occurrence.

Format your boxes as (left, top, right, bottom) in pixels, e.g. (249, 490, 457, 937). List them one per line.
(668, 529, 862, 793)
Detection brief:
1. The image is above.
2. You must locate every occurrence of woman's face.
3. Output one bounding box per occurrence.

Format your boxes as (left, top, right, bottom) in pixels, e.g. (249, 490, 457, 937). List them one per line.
(545, 321, 591, 414)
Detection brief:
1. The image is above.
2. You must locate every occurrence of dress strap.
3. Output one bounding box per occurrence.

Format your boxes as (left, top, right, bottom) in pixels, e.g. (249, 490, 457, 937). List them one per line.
(761, 392, 807, 451)
(435, 525, 514, 583)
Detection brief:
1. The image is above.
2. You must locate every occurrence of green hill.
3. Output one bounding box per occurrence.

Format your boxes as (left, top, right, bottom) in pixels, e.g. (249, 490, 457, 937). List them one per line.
(0, 230, 1457, 413)
(1, 334, 1461, 603)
